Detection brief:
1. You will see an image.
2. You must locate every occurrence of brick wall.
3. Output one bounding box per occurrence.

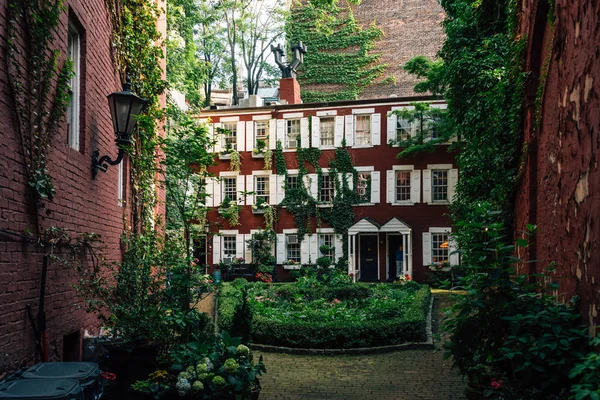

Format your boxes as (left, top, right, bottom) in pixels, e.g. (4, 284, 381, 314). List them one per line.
(514, 0, 600, 333)
(0, 0, 127, 372)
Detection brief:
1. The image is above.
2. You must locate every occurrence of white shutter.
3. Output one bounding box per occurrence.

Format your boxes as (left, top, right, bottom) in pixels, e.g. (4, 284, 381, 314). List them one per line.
(236, 175, 245, 204)
(246, 121, 254, 152)
(422, 232, 432, 266)
(309, 173, 318, 199)
(244, 234, 253, 264)
(300, 117, 309, 148)
(411, 170, 421, 204)
(276, 119, 285, 146)
(371, 171, 380, 203)
(345, 173, 354, 190)
(309, 235, 318, 263)
(448, 168, 458, 202)
(386, 170, 394, 203)
(246, 175, 254, 206)
(371, 113, 381, 145)
(334, 235, 343, 262)
(268, 119, 276, 150)
(205, 178, 214, 207)
(213, 178, 222, 206)
(334, 116, 344, 147)
(213, 123, 222, 153)
(276, 234, 285, 264)
(387, 113, 397, 145)
(269, 174, 277, 205)
(423, 170, 432, 204)
(300, 238, 309, 265)
(311, 116, 320, 148)
(276, 175, 285, 204)
(213, 236, 221, 264)
(236, 121, 245, 152)
(236, 234, 244, 259)
(449, 234, 459, 266)
(344, 115, 354, 147)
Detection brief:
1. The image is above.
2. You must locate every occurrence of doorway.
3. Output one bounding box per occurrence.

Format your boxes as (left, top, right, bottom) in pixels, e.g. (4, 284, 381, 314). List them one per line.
(388, 234, 403, 280)
(359, 235, 378, 281)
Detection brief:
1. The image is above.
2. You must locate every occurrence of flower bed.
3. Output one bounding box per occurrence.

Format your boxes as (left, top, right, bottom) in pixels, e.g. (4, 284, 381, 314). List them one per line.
(218, 279, 431, 349)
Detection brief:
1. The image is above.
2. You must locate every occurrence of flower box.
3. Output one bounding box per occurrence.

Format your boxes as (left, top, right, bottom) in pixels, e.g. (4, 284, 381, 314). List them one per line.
(283, 264, 301, 270)
(252, 208, 266, 215)
(218, 153, 231, 160)
(252, 152, 265, 159)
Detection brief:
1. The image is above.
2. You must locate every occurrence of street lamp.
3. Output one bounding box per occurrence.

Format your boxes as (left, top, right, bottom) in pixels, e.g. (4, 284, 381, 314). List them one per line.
(92, 76, 147, 178)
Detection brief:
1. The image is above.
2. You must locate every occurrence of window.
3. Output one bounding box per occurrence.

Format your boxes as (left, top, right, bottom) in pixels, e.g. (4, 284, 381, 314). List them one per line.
(67, 22, 81, 150)
(286, 235, 300, 263)
(286, 175, 299, 192)
(395, 171, 411, 202)
(431, 232, 449, 264)
(429, 116, 441, 140)
(320, 117, 334, 147)
(396, 119, 411, 142)
(222, 177, 237, 201)
(221, 122, 237, 151)
(222, 236, 236, 262)
(254, 121, 268, 151)
(432, 170, 448, 202)
(286, 119, 300, 149)
(355, 115, 371, 146)
(357, 173, 371, 203)
(318, 234, 334, 260)
(319, 175, 334, 203)
(254, 176, 269, 204)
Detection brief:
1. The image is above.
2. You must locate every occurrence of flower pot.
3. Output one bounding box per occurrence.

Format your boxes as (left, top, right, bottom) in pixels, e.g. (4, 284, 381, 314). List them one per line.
(212, 270, 222, 284)
(250, 378, 261, 400)
(465, 381, 485, 400)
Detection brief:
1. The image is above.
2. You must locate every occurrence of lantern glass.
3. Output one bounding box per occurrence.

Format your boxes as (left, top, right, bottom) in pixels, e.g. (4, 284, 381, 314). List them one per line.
(107, 86, 147, 144)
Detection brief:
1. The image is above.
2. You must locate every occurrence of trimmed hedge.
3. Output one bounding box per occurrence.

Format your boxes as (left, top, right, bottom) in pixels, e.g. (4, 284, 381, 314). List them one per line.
(218, 282, 431, 349)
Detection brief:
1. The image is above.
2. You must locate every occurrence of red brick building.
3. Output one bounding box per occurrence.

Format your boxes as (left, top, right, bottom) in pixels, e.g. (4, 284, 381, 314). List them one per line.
(515, 0, 600, 333)
(0, 0, 165, 372)
(201, 79, 458, 282)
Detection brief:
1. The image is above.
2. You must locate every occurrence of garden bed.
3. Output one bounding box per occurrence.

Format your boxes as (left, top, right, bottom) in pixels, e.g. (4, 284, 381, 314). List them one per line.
(218, 280, 431, 349)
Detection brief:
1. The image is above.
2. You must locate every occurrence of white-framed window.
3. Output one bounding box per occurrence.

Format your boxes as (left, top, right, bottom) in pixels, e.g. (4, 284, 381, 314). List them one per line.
(429, 116, 441, 140)
(222, 236, 237, 263)
(319, 174, 334, 203)
(355, 114, 371, 146)
(395, 171, 411, 202)
(254, 176, 269, 204)
(396, 118, 412, 142)
(254, 120, 268, 151)
(431, 232, 449, 264)
(320, 117, 334, 147)
(357, 172, 371, 203)
(67, 21, 81, 150)
(222, 177, 237, 201)
(286, 119, 300, 149)
(318, 233, 335, 260)
(286, 175, 299, 193)
(221, 122, 237, 151)
(286, 234, 301, 263)
(432, 170, 448, 202)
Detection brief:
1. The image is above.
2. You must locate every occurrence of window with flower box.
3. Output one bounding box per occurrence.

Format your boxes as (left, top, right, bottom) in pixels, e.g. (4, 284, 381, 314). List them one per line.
(221, 122, 237, 151)
(254, 176, 269, 204)
(254, 121, 268, 151)
(222, 177, 237, 202)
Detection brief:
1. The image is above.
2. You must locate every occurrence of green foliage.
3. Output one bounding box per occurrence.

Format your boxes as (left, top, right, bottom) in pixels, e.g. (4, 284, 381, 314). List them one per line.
(231, 287, 253, 343)
(247, 230, 276, 267)
(286, 1, 388, 102)
(569, 337, 600, 400)
(219, 281, 431, 348)
(6, 0, 73, 218)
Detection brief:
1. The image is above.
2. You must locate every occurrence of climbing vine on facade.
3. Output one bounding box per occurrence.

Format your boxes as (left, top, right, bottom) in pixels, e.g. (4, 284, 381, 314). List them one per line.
(286, 1, 389, 102)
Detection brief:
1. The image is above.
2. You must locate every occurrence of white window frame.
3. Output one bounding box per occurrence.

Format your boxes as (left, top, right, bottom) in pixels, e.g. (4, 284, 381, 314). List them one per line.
(395, 170, 412, 203)
(354, 114, 371, 146)
(431, 169, 449, 203)
(222, 235, 237, 263)
(222, 177, 237, 202)
(431, 231, 449, 265)
(319, 174, 334, 203)
(254, 175, 269, 204)
(319, 117, 335, 147)
(221, 121, 237, 151)
(67, 22, 81, 151)
(286, 234, 301, 263)
(254, 120, 269, 151)
(286, 118, 300, 149)
(356, 172, 371, 203)
(318, 233, 335, 260)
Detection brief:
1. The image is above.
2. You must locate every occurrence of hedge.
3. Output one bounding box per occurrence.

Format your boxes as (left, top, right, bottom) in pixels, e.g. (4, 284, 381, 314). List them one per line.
(218, 283, 431, 348)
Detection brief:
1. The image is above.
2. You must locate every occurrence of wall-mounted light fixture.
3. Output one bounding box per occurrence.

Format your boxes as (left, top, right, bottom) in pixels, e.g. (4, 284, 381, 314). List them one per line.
(92, 77, 147, 178)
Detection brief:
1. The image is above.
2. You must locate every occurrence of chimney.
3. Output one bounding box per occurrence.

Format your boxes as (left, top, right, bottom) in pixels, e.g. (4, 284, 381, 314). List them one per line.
(279, 77, 301, 105)
(271, 42, 307, 105)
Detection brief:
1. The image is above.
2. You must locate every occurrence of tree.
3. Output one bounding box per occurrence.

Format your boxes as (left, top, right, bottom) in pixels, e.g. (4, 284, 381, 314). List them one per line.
(197, 0, 227, 106)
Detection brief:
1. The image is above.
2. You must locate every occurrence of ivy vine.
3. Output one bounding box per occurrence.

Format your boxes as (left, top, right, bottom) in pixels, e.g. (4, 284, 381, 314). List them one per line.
(286, 1, 388, 102)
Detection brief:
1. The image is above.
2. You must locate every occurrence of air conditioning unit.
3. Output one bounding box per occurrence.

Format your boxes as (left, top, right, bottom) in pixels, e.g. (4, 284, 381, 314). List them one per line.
(286, 235, 298, 244)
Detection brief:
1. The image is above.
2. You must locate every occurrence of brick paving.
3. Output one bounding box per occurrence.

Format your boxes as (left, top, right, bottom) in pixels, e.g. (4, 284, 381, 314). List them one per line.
(255, 294, 466, 400)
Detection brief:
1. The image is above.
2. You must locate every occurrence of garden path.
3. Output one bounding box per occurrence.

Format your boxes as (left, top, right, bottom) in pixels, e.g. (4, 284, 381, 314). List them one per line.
(254, 293, 466, 400)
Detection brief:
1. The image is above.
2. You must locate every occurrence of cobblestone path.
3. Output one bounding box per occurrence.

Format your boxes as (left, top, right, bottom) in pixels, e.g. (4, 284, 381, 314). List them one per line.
(255, 294, 466, 400)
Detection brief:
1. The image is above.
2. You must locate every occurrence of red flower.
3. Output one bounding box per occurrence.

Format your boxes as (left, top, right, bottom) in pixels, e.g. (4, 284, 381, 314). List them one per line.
(490, 378, 503, 389)
(405, 274, 411, 281)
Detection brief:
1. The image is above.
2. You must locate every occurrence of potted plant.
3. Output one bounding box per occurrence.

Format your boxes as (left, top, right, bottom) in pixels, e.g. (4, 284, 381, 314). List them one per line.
(252, 139, 267, 158)
(251, 197, 269, 214)
(218, 196, 241, 226)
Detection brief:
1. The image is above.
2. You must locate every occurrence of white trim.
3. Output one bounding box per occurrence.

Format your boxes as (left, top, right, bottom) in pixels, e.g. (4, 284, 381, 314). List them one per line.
(391, 105, 416, 111)
(286, 169, 299, 175)
(252, 115, 272, 121)
(427, 164, 453, 170)
(352, 108, 375, 114)
(251, 170, 271, 176)
(282, 228, 298, 234)
(355, 166, 374, 172)
(429, 227, 452, 233)
(282, 112, 303, 119)
(67, 22, 81, 151)
(219, 171, 239, 177)
(316, 228, 335, 233)
(219, 116, 240, 122)
(219, 229, 239, 235)
(316, 110, 337, 116)
(392, 165, 415, 171)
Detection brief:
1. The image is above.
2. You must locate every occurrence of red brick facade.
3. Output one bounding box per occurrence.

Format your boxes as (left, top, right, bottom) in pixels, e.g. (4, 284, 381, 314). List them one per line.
(200, 96, 457, 283)
(514, 0, 600, 333)
(0, 0, 164, 372)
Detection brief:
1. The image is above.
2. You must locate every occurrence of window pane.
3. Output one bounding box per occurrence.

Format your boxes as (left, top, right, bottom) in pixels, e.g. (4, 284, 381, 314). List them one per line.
(395, 171, 411, 202)
(223, 177, 237, 201)
(286, 235, 300, 263)
(255, 176, 269, 204)
(320, 117, 334, 146)
(396, 119, 411, 141)
(355, 115, 371, 146)
(357, 173, 371, 203)
(320, 175, 334, 203)
(432, 170, 448, 202)
(255, 121, 268, 151)
(318, 234, 334, 260)
(223, 236, 237, 260)
(286, 119, 300, 149)
(222, 122, 237, 151)
(431, 232, 449, 264)
(286, 175, 299, 192)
